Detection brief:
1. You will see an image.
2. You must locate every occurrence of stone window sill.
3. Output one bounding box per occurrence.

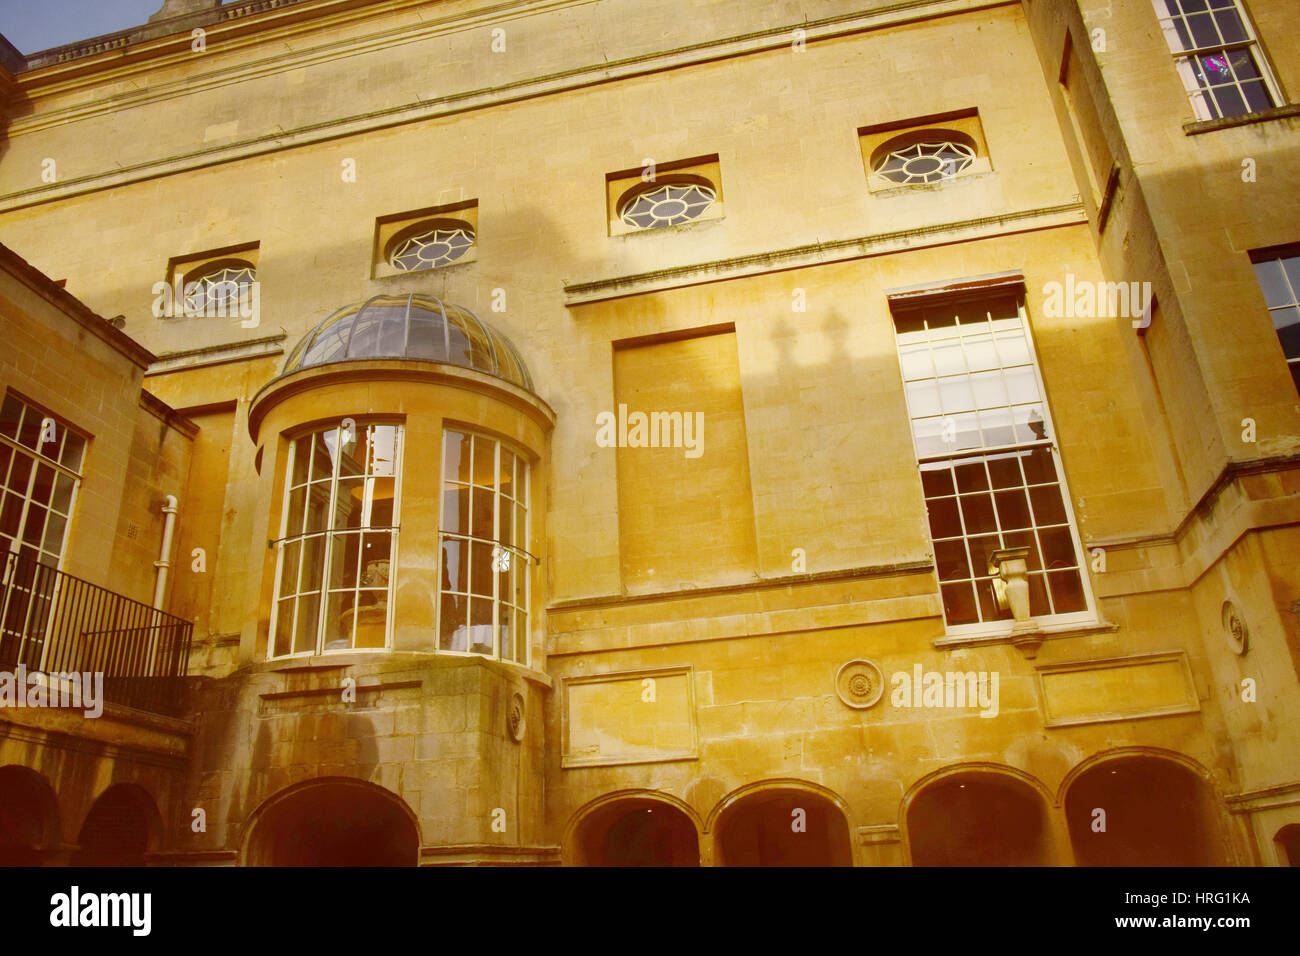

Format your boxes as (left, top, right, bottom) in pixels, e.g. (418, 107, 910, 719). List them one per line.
(934, 619, 1118, 658)
(1184, 103, 1300, 135)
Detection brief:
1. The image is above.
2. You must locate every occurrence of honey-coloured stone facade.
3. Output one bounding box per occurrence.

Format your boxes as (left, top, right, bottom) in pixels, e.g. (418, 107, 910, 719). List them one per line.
(0, 0, 1297, 867)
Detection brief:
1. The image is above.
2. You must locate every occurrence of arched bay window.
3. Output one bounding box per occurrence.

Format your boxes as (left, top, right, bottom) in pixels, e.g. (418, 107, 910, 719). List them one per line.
(270, 421, 402, 657)
(439, 430, 529, 664)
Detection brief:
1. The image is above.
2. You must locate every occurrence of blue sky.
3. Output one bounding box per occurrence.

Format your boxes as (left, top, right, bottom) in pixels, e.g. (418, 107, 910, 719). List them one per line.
(0, 1, 234, 55)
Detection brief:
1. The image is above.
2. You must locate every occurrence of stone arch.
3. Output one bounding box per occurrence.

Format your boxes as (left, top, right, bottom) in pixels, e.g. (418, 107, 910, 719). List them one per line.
(903, 763, 1056, 866)
(1061, 748, 1226, 866)
(709, 779, 853, 867)
(564, 790, 702, 866)
(0, 765, 61, 865)
(242, 776, 420, 866)
(1274, 824, 1300, 866)
(73, 783, 163, 866)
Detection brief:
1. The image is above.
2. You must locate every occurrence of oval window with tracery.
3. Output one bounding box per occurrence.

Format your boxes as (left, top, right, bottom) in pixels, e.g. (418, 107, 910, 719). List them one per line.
(184, 260, 256, 315)
(387, 221, 476, 271)
(619, 181, 717, 229)
(874, 139, 976, 185)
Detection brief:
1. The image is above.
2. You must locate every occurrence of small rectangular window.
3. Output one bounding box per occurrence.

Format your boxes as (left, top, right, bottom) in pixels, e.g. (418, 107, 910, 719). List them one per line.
(1150, 0, 1282, 121)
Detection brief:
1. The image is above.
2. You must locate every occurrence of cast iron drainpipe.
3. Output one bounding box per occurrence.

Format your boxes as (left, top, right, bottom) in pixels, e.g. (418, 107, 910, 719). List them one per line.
(148, 495, 179, 675)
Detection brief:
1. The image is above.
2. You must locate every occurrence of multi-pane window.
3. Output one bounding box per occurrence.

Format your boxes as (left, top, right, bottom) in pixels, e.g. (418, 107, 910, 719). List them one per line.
(1150, 0, 1281, 121)
(892, 294, 1091, 630)
(874, 139, 977, 185)
(619, 182, 717, 230)
(438, 430, 529, 664)
(184, 260, 257, 316)
(1251, 247, 1300, 395)
(387, 222, 476, 271)
(270, 421, 401, 658)
(0, 394, 84, 568)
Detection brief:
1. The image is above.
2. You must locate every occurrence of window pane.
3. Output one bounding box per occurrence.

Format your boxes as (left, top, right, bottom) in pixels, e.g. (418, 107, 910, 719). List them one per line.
(514, 609, 528, 664)
(442, 485, 469, 534)
(954, 460, 988, 493)
(1029, 484, 1068, 525)
(40, 512, 66, 555)
(935, 539, 970, 581)
(323, 592, 353, 651)
(927, 497, 963, 539)
(0, 395, 21, 438)
(292, 436, 312, 486)
(47, 466, 80, 517)
(1049, 569, 1086, 613)
(60, 433, 85, 473)
(328, 532, 361, 591)
(30, 464, 54, 506)
(498, 603, 513, 662)
(921, 463, 955, 498)
(469, 599, 493, 654)
(941, 582, 978, 625)
(471, 486, 494, 540)
(279, 542, 301, 597)
(499, 449, 514, 500)
(293, 593, 320, 655)
(472, 435, 495, 488)
(369, 425, 398, 477)
(273, 599, 294, 657)
(440, 593, 468, 651)
(441, 538, 466, 592)
(470, 540, 494, 596)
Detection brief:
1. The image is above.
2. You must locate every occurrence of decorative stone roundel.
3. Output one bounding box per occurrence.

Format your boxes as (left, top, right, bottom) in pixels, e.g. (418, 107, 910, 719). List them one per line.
(1221, 600, 1249, 656)
(507, 692, 526, 742)
(835, 659, 885, 709)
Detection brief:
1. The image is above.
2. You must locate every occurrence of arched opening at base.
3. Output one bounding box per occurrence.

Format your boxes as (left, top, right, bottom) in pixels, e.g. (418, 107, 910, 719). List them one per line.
(1065, 756, 1223, 866)
(73, 784, 161, 866)
(907, 771, 1052, 866)
(246, 779, 418, 866)
(1275, 824, 1300, 866)
(0, 766, 60, 866)
(571, 797, 699, 866)
(715, 788, 852, 866)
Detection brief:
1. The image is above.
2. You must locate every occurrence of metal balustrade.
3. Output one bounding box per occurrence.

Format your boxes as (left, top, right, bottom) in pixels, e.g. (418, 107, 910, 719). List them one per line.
(0, 551, 193, 717)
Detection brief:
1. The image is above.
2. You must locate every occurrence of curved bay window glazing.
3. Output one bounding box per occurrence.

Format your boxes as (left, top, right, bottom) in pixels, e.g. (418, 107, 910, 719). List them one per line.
(271, 421, 402, 657)
(439, 430, 529, 664)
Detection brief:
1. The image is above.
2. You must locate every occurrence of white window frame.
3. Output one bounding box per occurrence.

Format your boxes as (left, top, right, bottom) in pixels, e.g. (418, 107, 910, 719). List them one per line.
(267, 420, 404, 659)
(0, 395, 86, 670)
(890, 290, 1098, 639)
(436, 429, 531, 667)
(1149, 0, 1284, 122)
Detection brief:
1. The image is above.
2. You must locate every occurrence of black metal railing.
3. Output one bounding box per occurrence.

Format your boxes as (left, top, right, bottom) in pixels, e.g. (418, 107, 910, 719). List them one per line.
(0, 551, 193, 717)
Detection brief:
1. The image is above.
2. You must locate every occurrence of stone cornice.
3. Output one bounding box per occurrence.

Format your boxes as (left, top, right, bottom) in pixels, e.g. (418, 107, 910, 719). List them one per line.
(548, 559, 934, 612)
(563, 203, 1087, 305)
(0, 241, 157, 369)
(147, 332, 287, 376)
(0, 0, 1008, 213)
(247, 357, 557, 440)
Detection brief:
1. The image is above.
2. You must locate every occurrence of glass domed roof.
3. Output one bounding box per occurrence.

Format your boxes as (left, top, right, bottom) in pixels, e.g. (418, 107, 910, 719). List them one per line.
(281, 293, 532, 390)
